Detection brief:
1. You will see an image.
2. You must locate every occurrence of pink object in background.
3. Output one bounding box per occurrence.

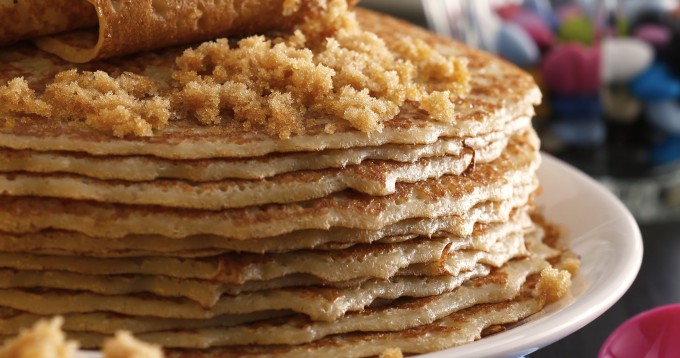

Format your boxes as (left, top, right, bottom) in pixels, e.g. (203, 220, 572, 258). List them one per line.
(599, 304, 680, 358)
(507, 9, 555, 49)
(555, 2, 583, 23)
(541, 43, 600, 95)
(634, 24, 672, 48)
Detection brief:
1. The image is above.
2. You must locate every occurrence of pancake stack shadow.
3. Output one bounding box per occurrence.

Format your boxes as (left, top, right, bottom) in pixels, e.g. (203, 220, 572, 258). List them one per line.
(0, 10, 574, 357)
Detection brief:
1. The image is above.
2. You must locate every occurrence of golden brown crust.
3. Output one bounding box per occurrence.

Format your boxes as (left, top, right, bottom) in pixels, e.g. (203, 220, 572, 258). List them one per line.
(0, 0, 97, 46)
(29, 0, 355, 63)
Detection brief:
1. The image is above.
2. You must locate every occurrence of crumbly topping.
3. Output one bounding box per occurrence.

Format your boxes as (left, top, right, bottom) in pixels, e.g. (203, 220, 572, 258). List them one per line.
(0, 0, 469, 138)
(420, 91, 457, 122)
(0, 78, 51, 117)
(43, 70, 171, 137)
(0, 71, 171, 137)
(557, 253, 581, 277)
(536, 267, 571, 305)
(379, 347, 404, 358)
(282, 0, 304, 16)
(0, 317, 78, 358)
(103, 331, 164, 358)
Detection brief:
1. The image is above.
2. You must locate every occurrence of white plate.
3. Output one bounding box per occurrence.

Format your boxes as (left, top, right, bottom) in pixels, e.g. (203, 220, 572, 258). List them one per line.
(77, 155, 642, 358)
(418, 154, 644, 358)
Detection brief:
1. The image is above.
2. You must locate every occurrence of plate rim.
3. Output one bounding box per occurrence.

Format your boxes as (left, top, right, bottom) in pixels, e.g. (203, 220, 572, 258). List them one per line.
(416, 153, 644, 358)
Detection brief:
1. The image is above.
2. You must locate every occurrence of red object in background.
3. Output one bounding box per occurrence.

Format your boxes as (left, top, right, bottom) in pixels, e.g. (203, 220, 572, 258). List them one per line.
(496, 4, 522, 20)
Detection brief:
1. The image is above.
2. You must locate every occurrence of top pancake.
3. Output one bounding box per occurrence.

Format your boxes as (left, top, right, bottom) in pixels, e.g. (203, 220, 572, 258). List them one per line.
(0, 9, 539, 159)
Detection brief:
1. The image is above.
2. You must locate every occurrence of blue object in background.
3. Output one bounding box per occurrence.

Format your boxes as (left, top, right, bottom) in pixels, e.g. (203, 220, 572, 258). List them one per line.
(551, 94, 602, 118)
(497, 22, 540, 67)
(650, 135, 680, 165)
(630, 63, 680, 100)
(645, 100, 680, 135)
(551, 117, 606, 147)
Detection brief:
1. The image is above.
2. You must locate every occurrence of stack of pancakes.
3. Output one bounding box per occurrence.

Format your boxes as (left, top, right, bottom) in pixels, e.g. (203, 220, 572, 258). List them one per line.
(0, 9, 575, 357)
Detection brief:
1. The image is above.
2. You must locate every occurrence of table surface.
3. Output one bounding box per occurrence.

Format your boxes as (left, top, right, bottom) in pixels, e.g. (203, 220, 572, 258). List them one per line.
(531, 221, 680, 357)
(358, 6, 680, 357)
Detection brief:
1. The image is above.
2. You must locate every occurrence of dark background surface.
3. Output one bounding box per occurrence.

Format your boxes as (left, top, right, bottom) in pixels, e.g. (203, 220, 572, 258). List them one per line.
(531, 222, 680, 357)
(358, 4, 680, 356)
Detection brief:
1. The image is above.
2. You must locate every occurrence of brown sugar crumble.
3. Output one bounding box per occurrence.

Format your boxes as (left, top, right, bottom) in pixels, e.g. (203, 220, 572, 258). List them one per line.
(0, 78, 51, 118)
(536, 267, 571, 305)
(103, 331, 164, 358)
(0, 0, 470, 138)
(379, 347, 404, 358)
(0, 317, 78, 358)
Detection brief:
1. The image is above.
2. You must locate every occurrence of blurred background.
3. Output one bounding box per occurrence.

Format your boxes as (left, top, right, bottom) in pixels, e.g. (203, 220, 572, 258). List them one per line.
(359, 1, 680, 357)
(362, 0, 680, 224)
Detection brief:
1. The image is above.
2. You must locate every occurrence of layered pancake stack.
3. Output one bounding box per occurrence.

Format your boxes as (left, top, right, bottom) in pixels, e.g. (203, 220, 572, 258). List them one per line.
(0, 3, 577, 357)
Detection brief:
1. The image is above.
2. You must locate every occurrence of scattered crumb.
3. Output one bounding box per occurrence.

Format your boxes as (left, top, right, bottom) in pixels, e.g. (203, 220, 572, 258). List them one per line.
(536, 267, 571, 305)
(0, 317, 78, 358)
(0, 0, 469, 138)
(0, 77, 51, 117)
(379, 347, 404, 358)
(324, 122, 337, 134)
(103, 331, 164, 358)
(557, 253, 581, 277)
(420, 91, 457, 122)
(282, 0, 303, 16)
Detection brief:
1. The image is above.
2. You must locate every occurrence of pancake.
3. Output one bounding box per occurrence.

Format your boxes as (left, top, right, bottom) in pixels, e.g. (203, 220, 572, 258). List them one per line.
(0, 223, 525, 285)
(0, 178, 537, 239)
(162, 268, 564, 356)
(1, 0, 359, 62)
(32, 291, 550, 354)
(0, 266, 486, 323)
(0, 228, 530, 307)
(0, 0, 97, 46)
(0, 256, 550, 348)
(404, 232, 528, 277)
(0, 10, 539, 159)
(0, 124, 537, 209)
(0, 118, 526, 181)
(0, 152, 476, 208)
(0, 129, 540, 239)
(0, 201, 534, 256)
(0, 310, 296, 337)
(0, 2, 572, 356)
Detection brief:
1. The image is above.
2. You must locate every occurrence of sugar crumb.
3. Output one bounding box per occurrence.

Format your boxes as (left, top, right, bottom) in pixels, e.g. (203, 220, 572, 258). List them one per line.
(557, 253, 581, 277)
(282, 0, 302, 16)
(42, 70, 171, 137)
(536, 267, 571, 304)
(421, 91, 456, 122)
(324, 122, 337, 134)
(103, 331, 164, 358)
(379, 347, 404, 358)
(0, 317, 78, 358)
(0, 78, 51, 117)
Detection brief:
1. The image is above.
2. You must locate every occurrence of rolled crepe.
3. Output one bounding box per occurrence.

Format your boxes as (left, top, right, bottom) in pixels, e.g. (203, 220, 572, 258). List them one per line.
(0, 0, 97, 46)
(1, 0, 358, 63)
